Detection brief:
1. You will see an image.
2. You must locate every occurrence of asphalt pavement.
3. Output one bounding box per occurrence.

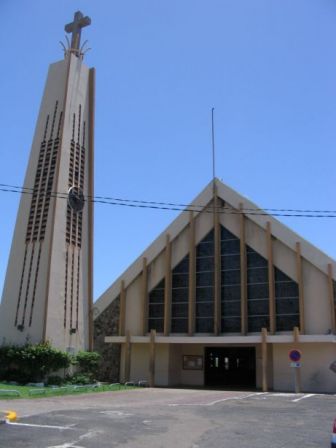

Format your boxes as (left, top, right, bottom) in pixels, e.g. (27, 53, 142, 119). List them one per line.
(0, 388, 334, 447)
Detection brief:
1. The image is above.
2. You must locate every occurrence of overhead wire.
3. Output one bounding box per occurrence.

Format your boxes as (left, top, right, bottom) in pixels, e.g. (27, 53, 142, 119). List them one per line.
(0, 182, 335, 218)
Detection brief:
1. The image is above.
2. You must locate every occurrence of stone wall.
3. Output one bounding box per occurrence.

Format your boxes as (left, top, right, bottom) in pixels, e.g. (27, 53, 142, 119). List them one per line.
(93, 296, 120, 382)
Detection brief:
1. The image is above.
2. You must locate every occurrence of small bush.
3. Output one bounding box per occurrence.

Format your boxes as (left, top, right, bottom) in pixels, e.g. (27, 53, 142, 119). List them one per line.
(47, 375, 64, 386)
(74, 351, 101, 381)
(0, 342, 72, 384)
(69, 373, 92, 385)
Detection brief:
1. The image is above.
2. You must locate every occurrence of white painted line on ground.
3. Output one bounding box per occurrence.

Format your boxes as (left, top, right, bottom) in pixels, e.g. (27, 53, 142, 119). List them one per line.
(168, 392, 264, 407)
(292, 393, 316, 402)
(7, 421, 74, 430)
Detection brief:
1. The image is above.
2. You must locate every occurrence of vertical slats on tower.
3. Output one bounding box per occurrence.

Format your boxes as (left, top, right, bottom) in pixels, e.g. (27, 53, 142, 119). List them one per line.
(43, 54, 72, 342)
(240, 203, 248, 335)
(88, 67, 95, 350)
(213, 185, 221, 335)
(296, 242, 305, 334)
(141, 257, 148, 336)
(328, 263, 336, 334)
(188, 211, 196, 336)
(266, 222, 276, 334)
(164, 234, 172, 336)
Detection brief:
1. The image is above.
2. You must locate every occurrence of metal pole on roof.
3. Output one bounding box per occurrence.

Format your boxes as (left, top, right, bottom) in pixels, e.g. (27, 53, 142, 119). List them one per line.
(211, 107, 216, 183)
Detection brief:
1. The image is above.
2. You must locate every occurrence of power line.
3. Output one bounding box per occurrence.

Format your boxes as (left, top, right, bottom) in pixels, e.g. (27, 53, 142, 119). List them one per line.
(0, 183, 335, 218)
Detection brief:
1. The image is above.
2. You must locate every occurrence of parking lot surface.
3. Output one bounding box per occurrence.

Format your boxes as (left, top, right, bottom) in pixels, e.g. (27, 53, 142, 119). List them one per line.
(0, 388, 334, 447)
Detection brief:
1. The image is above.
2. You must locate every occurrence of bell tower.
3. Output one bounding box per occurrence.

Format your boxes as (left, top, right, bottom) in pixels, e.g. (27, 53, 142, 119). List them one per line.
(0, 11, 94, 352)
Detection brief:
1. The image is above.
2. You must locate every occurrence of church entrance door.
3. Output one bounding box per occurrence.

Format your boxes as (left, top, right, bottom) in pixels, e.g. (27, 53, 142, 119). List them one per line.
(204, 347, 256, 388)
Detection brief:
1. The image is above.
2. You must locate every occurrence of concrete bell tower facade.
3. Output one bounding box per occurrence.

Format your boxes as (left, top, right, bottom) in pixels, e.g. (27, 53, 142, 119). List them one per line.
(0, 12, 94, 352)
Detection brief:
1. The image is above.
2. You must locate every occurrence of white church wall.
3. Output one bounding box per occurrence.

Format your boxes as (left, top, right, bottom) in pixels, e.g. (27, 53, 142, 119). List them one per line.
(155, 344, 170, 386)
(245, 218, 268, 259)
(302, 259, 330, 335)
(129, 344, 150, 383)
(272, 237, 297, 282)
(219, 202, 240, 239)
(148, 250, 165, 291)
(273, 343, 336, 393)
(180, 344, 204, 386)
(194, 202, 213, 244)
(125, 276, 143, 336)
(168, 344, 182, 385)
(171, 224, 189, 269)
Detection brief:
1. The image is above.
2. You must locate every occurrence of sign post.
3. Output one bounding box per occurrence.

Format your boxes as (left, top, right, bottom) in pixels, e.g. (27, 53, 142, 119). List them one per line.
(289, 349, 302, 393)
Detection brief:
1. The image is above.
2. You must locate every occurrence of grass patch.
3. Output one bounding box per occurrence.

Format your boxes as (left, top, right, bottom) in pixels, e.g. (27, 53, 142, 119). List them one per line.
(0, 382, 135, 399)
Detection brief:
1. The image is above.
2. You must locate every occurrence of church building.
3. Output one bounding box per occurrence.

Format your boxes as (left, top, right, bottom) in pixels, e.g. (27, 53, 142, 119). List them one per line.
(94, 179, 336, 393)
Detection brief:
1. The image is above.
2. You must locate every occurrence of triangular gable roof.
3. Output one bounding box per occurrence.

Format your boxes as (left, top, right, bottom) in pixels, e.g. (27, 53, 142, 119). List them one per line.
(94, 178, 336, 317)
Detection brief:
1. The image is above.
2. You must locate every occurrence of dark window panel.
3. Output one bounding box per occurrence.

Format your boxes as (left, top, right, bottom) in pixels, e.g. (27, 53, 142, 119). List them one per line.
(221, 317, 241, 333)
(248, 316, 269, 332)
(148, 304, 164, 318)
(221, 300, 241, 317)
(173, 255, 189, 274)
(196, 286, 214, 301)
(275, 282, 299, 298)
(247, 267, 268, 284)
(196, 256, 214, 272)
(196, 318, 214, 333)
(172, 303, 188, 318)
(274, 267, 293, 282)
(148, 289, 165, 303)
(248, 299, 269, 316)
(197, 242, 214, 257)
(172, 273, 189, 288)
(221, 226, 238, 241)
(247, 283, 269, 299)
(150, 279, 165, 291)
(196, 271, 214, 287)
(148, 318, 164, 333)
(196, 302, 214, 318)
(221, 239, 240, 255)
(247, 252, 268, 268)
(200, 229, 214, 243)
(221, 254, 241, 270)
(276, 298, 300, 315)
(172, 288, 189, 303)
(222, 284, 241, 301)
(276, 315, 300, 331)
(171, 318, 188, 333)
(221, 269, 241, 285)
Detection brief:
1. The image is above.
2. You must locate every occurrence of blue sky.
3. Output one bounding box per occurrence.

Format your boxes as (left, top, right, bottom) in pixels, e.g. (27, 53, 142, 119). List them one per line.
(0, 0, 336, 300)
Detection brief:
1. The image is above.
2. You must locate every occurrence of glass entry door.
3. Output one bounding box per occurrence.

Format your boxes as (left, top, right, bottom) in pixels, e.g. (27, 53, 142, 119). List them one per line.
(204, 347, 256, 387)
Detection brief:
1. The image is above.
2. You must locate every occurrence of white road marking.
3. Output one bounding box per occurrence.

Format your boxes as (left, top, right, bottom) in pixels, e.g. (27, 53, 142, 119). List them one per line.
(46, 444, 84, 448)
(7, 422, 73, 430)
(99, 410, 133, 417)
(292, 393, 316, 402)
(46, 430, 99, 448)
(168, 392, 263, 407)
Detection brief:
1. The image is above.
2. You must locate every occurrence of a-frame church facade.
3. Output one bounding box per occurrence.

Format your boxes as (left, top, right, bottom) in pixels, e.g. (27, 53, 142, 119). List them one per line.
(94, 179, 336, 393)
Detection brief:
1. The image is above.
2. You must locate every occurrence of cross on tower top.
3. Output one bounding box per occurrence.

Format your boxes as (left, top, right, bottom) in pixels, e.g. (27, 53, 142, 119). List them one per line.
(65, 11, 91, 54)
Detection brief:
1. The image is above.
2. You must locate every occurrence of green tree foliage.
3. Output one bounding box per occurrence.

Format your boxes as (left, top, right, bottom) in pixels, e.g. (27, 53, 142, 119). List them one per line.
(0, 342, 72, 383)
(74, 351, 101, 381)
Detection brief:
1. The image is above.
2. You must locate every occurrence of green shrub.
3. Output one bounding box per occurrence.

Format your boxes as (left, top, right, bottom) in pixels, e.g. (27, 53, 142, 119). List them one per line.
(0, 342, 72, 384)
(74, 351, 101, 381)
(69, 373, 92, 385)
(47, 375, 64, 386)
